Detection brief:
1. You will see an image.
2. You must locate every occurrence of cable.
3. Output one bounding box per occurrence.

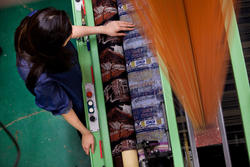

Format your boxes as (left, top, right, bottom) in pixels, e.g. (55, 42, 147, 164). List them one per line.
(17, 0, 34, 12)
(0, 122, 21, 167)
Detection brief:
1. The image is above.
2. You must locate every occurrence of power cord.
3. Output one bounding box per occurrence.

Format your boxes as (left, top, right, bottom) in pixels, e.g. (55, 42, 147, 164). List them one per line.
(17, 0, 34, 12)
(0, 122, 21, 167)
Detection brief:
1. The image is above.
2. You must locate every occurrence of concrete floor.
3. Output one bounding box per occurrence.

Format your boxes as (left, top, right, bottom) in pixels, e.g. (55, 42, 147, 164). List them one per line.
(0, 0, 90, 167)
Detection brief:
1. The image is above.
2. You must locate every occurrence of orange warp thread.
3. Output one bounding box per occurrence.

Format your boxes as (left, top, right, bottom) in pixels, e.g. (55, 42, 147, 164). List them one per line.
(129, 0, 233, 130)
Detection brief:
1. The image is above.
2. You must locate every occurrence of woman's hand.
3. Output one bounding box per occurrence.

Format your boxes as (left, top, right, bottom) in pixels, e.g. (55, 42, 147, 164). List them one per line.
(103, 21, 135, 36)
(82, 131, 95, 155)
(62, 109, 95, 155)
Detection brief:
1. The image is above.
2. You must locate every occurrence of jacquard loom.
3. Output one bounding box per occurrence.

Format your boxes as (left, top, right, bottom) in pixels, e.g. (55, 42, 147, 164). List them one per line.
(71, 0, 250, 167)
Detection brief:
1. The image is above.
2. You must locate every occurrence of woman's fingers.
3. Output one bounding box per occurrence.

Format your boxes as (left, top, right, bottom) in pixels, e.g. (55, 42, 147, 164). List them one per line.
(85, 148, 89, 155)
(82, 144, 88, 155)
(91, 143, 95, 154)
(83, 144, 94, 155)
(118, 21, 135, 27)
(116, 32, 126, 36)
(120, 27, 134, 31)
(83, 146, 89, 155)
(104, 21, 135, 36)
(81, 132, 95, 155)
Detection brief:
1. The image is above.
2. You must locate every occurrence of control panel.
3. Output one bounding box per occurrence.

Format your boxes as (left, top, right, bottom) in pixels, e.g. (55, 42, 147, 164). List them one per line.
(74, 0, 82, 11)
(85, 83, 100, 132)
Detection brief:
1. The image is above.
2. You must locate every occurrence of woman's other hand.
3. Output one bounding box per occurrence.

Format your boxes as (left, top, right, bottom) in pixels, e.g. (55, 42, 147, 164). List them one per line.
(61, 109, 95, 155)
(81, 131, 95, 155)
(103, 21, 135, 36)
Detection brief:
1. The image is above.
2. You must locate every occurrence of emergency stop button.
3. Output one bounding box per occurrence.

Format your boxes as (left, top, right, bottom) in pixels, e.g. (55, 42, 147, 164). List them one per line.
(86, 91, 92, 98)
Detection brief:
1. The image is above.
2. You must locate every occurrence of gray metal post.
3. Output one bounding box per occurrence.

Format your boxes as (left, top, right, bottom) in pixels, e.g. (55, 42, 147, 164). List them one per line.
(185, 112, 200, 167)
(218, 104, 232, 167)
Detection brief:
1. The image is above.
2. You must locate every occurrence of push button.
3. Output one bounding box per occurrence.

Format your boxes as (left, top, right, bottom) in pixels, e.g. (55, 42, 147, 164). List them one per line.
(89, 107, 94, 113)
(88, 100, 93, 106)
(86, 91, 92, 98)
(90, 116, 96, 122)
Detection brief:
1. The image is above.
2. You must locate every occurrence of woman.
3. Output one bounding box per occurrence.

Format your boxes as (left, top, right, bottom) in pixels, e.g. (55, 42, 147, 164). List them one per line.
(14, 8, 134, 155)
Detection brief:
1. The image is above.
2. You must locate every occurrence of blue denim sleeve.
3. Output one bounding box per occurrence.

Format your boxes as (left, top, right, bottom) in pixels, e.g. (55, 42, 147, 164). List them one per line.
(34, 79, 72, 115)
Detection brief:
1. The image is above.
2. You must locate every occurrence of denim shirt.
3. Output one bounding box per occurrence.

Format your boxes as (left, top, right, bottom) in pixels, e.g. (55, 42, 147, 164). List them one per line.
(17, 42, 85, 123)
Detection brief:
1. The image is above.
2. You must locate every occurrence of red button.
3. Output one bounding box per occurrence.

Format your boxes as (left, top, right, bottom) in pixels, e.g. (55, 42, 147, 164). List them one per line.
(86, 91, 92, 98)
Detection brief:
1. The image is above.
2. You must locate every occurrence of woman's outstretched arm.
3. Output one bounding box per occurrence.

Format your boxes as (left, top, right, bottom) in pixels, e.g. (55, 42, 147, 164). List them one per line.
(71, 21, 135, 38)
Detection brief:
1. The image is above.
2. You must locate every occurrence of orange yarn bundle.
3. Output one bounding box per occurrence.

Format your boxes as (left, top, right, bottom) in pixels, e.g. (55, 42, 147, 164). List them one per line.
(129, 0, 233, 130)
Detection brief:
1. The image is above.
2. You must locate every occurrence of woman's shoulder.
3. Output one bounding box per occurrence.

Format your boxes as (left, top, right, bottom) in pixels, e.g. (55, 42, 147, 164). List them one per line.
(16, 56, 51, 86)
(16, 56, 32, 81)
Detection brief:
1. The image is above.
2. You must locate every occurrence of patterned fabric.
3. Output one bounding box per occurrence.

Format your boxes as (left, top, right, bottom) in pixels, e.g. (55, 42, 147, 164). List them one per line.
(117, 0, 170, 155)
(92, 0, 136, 160)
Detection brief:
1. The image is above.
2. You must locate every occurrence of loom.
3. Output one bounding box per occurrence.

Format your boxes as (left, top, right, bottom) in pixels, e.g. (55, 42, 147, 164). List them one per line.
(71, 0, 250, 167)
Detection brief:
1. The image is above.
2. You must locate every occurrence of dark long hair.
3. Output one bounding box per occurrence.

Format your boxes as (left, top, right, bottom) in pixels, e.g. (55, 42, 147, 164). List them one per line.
(15, 8, 73, 93)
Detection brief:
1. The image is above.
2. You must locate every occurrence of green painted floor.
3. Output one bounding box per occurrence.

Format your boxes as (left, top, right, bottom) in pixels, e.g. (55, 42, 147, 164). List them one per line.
(0, 0, 90, 167)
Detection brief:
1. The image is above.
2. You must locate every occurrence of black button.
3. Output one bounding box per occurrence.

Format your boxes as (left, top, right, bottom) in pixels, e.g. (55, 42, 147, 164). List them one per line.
(90, 116, 96, 122)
